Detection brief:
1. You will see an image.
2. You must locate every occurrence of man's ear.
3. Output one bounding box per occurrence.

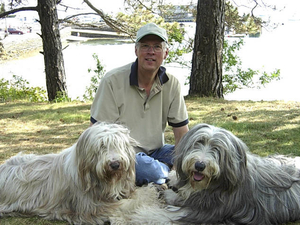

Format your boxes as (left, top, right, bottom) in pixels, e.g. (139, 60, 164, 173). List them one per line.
(164, 48, 169, 60)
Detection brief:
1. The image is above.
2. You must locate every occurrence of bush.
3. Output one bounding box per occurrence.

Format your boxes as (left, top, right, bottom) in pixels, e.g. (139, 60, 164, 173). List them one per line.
(83, 53, 106, 101)
(0, 75, 47, 102)
(222, 39, 281, 94)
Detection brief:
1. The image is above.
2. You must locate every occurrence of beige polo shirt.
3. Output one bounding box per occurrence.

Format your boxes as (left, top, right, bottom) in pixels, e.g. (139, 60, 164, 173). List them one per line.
(90, 60, 189, 154)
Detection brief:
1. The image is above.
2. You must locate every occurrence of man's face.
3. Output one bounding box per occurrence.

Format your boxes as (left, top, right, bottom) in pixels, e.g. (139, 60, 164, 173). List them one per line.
(135, 35, 168, 74)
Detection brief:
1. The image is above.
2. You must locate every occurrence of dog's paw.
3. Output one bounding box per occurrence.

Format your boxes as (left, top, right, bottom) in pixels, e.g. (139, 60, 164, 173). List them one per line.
(163, 189, 179, 205)
(167, 170, 178, 187)
(152, 183, 169, 199)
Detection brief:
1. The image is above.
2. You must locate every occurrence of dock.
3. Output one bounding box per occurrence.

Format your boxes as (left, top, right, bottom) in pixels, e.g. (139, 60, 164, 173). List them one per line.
(66, 29, 129, 41)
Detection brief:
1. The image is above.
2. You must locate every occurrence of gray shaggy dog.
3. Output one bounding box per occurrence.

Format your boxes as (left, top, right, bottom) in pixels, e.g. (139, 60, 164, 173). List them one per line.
(0, 122, 137, 224)
(164, 123, 300, 225)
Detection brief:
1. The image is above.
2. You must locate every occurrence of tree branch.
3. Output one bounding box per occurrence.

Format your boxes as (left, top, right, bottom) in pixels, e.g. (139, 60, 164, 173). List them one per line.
(0, 6, 38, 18)
(136, 0, 157, 14)
(250, 0, 258, 17)
(58, 3, 85, 11)
(83, 0, 135, 40)
(60, 12, 100, 22)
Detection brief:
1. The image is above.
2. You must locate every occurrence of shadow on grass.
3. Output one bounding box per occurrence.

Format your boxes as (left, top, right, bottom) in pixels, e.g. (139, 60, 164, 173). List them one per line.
(0, 216, 67, 225)
(184, 97, 300, 157)
(0, 101, 91, 162)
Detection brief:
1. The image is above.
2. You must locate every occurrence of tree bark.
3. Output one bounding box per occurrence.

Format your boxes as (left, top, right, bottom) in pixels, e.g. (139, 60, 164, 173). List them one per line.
(189, 0, 225, 98)
(37, 0, 67, 101)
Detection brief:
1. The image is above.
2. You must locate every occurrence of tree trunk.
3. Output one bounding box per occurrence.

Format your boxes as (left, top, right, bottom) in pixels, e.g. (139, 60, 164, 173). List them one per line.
(189, 0, 225, 98)
(37, 0, 67, 101)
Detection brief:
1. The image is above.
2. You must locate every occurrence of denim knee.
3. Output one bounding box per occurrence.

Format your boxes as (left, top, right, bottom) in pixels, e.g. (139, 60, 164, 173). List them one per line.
(135, 152, 170, 186)
(150, 144, 175, 166)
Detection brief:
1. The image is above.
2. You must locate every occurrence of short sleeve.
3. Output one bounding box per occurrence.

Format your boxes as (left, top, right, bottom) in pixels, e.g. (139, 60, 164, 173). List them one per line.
(90, 78, 120, 123)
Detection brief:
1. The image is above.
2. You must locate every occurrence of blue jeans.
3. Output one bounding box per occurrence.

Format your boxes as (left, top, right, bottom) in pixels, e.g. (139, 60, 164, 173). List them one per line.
(135, 144, 174, 186)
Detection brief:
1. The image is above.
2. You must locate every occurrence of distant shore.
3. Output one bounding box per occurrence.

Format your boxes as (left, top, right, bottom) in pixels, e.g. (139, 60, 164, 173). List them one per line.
(0, 27, 71, 63)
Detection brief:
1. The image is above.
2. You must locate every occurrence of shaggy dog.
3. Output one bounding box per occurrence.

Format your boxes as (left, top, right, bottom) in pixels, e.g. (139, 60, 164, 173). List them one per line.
(0, 122, 137, 224)
(164, 123, 300, 225)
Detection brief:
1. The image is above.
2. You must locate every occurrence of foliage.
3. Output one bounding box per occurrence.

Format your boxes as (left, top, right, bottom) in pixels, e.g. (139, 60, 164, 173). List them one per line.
(83, 53, 106, 101)
(222, 39, 280, 94)
(225, 1, 263, 36)
(116, 7, 186, 41)
(0, 76, 71, 103)
(123, 0, 175, 20)
(0, 3, 5, 13)
(116, 1, 189, 63)
(181, 38, 280, 94)
(52, 91, 71, 103)
(0, 75, 47, 102)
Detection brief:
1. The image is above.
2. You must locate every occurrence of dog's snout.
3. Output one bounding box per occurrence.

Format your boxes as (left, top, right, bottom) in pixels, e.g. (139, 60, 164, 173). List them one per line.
(195, 161, 206, 171)
(110, 161, 120, 170)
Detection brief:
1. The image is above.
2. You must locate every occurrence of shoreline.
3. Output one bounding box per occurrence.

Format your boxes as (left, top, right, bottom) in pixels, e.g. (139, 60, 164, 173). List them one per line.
(0, 27, 71, 63)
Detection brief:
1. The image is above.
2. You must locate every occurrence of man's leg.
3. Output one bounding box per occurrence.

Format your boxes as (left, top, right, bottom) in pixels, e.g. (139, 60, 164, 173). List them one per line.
(135, 144, 175, 186)
(135, 152, 170, 186)
(150, 144, 175, 167)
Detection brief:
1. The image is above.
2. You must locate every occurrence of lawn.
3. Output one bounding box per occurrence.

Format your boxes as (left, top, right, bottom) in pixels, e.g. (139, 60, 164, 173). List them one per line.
(0, 97, 300, 224)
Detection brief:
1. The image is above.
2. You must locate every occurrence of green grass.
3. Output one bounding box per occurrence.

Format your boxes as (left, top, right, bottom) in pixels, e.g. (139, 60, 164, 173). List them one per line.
(0, 101, 91, 162)
(0, 98, 300, 224)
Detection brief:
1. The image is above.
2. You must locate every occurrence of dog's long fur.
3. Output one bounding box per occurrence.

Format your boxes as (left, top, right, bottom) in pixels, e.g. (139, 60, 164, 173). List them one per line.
(111, 183, 182, 225)
(165, 123, 300, 225)
(0, 122, 137, 224)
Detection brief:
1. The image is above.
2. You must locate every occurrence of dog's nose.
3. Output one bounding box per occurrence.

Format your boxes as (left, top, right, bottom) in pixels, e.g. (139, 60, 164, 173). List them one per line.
(110, 161, 120, 170)
(195, 161, 206, 171)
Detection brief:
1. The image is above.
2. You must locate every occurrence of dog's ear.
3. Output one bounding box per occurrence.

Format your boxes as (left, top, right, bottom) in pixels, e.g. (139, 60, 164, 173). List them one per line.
(75, 127, 99, 192)
(174, 143, 187, 186)
(125, 137, 138, 190)
(216, 129, 248, 192)
(78, 159, 94, 192)
(76, 148, 98, 192)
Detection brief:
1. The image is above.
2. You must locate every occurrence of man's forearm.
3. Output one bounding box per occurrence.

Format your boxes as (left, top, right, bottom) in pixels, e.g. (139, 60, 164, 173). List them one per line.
(173, 125, 189, 146)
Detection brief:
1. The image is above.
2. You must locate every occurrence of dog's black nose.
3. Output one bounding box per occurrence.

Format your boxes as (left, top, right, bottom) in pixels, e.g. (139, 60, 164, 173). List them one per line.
(195, 161, 206, 171)
(110, 161, 120, 170)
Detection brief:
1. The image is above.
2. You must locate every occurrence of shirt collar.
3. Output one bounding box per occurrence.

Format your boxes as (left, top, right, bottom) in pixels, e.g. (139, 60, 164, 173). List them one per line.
(130, 59, 169, 86)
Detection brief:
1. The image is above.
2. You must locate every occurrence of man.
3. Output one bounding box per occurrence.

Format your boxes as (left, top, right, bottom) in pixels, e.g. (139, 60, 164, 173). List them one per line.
(90, 23, 189, 186)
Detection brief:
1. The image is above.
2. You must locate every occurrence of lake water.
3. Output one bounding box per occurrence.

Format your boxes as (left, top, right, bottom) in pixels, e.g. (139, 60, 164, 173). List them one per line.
(1, 21, 299, 102)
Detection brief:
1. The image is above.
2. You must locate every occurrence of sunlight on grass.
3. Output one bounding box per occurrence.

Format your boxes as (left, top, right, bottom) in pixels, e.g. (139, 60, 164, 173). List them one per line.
(182, 98, 300, 157)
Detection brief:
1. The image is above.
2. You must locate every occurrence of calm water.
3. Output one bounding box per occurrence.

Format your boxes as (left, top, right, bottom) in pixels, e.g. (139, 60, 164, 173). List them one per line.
(1, 21, 299, 102)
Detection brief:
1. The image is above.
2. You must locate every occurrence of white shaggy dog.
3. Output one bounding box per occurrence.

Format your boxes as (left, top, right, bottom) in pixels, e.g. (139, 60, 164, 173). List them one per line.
(0, 122, 137, 224)
(164, 123, 300, 225)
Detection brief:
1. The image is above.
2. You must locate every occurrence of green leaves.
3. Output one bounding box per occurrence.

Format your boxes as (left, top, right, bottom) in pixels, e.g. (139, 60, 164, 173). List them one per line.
(222, 39, 281, 94)
(0, 75, 47, 102)
(83, 53, 106, 101)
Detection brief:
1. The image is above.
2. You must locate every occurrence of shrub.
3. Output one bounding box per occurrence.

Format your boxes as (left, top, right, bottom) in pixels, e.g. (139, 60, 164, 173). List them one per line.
(222, 39, 281, 94)
(0, 75, 47, 102)
(83, 53, 106, 101)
